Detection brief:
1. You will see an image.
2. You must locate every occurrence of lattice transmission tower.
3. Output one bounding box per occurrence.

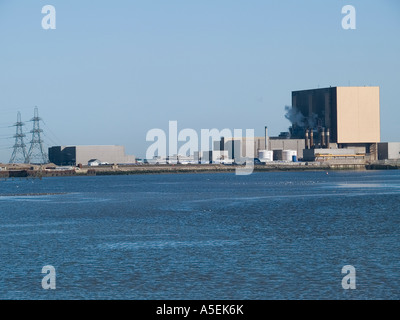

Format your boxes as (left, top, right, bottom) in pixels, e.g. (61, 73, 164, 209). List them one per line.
(9, 112, 29, 164)
(26, 107, 48, 164)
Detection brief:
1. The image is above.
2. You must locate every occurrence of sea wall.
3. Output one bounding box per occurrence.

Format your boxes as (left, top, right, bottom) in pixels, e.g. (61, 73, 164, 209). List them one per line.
(0, 162, 398, 179)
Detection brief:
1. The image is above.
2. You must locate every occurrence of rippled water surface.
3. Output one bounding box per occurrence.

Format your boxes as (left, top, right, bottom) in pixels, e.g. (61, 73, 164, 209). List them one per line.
(1, 171, 400, 299)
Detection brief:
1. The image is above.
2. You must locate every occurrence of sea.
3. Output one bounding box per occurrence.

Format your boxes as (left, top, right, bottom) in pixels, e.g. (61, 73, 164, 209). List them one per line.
(0, 170, 399, 300)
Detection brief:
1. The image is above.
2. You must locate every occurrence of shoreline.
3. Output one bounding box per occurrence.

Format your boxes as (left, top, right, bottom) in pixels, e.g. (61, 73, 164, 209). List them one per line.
(1, 161, 399, 178)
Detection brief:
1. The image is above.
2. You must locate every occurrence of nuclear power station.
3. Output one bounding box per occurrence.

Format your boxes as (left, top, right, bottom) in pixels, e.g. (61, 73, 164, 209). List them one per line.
(211, 86, 398, 164)
(4, 86, 399, 169)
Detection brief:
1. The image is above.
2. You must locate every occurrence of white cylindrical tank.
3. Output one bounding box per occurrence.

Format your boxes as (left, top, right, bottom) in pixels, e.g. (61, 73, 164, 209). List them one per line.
(258, 150, 273, 162)
(282, 150, 297, 162)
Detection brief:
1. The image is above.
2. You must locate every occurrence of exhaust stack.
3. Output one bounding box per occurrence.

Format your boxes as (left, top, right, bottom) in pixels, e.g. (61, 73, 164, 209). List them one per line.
(305, 129, 310, 149)
(326, 128, 330, 149)
(265, 126, 269, 151)
(321, 128, 326, 148)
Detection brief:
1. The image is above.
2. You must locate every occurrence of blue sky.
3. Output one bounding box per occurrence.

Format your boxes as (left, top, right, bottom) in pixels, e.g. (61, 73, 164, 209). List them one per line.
(0, 0, 399, 161)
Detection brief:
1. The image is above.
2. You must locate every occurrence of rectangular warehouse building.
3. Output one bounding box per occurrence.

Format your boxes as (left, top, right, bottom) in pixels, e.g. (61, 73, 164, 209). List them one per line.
(291, 86, 380, 144)
(49, 145, 136, 166)
(378, 142, 400, 160)
(289, 86, 381, 160)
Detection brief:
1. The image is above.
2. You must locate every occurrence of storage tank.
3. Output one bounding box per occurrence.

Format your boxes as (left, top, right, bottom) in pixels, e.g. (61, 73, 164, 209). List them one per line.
(258, 150, 273, 162)
(282, 150, 297, 162)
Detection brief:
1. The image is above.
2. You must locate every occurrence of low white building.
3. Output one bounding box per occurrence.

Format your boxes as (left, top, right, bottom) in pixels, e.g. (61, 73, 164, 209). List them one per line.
(378, 142, 400, 160)
(88, 159, 102, 166)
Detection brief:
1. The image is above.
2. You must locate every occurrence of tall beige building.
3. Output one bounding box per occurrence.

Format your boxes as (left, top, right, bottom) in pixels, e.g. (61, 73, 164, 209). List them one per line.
(291, 86, 381, 145)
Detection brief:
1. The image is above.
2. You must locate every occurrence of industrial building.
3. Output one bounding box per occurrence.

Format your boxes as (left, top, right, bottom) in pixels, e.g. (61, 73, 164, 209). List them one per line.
(209, 86, 384, 163)
(290, 86, 381, 160)
(378, 143, 400, 160)
(216, 137, 264, 161)
(142, 85, 393, 165)
(269, 137, 305, 160)
(48, 145, 136, 166)
(212, 127, 304, 162)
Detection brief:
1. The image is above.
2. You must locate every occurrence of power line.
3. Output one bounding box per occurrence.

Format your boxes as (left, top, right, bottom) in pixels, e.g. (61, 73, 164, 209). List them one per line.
(42, 120, 63, 146)
(42, 131, 58, 147)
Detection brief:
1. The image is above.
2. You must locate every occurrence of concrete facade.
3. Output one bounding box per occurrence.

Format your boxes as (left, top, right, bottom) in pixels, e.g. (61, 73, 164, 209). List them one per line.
(336, 87, 380, 143)
(378, 142, 400, 160)
(269, 138, 305, 159)
(49, 145, 135, 166)
(303, 148, 366, 162)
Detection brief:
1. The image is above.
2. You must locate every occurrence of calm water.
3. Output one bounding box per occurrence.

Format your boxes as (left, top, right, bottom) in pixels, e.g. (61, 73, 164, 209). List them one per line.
(0, 170, 400, 300)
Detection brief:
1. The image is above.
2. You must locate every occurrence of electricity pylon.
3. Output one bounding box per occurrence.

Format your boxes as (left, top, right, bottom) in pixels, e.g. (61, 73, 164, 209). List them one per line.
(9, 112, 29, 164)
(26, 107, 48, 164)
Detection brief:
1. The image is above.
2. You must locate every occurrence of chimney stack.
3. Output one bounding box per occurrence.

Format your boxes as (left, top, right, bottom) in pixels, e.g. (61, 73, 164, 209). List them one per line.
(305, 129, 310, 149)
(265, 126, 269, 151)
(321, 128, 326, 148)
(326, 128, 330, 149)
(310, 130, 314, 148)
